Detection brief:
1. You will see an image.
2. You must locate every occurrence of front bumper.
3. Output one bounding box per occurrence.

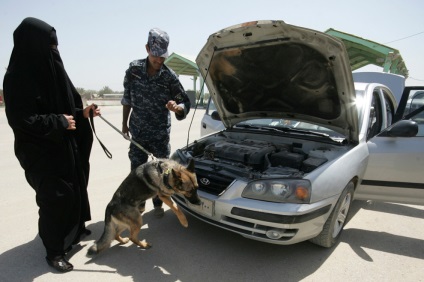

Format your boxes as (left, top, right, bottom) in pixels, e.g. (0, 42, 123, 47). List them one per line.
(173, 188, 338, 245)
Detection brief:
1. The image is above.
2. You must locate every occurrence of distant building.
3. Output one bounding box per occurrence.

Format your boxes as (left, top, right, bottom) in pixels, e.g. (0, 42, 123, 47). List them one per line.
(102, 93, 124, 99)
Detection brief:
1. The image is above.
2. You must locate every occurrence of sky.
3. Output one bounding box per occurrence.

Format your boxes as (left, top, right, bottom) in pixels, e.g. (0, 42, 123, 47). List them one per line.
(1, 0, 424, 92)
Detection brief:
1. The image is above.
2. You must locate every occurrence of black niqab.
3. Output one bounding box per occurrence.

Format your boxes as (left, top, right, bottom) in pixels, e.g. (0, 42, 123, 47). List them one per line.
(6, 17, 76, 117)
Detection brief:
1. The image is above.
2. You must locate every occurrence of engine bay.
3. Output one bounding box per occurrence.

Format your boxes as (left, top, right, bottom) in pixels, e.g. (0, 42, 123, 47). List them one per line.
(175, 132, 348, 191)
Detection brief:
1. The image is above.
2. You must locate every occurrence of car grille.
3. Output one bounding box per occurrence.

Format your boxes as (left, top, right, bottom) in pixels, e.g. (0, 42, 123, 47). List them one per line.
(195, 168, 234, 195)
(173, 195, 299, 243)
(221, 216, 298, 241)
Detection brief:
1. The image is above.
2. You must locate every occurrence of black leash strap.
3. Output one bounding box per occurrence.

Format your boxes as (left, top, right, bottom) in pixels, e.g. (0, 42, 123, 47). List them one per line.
(89, 108, 112, 159)
(95, 111, 157, 162)
(87, 103, 156, 161)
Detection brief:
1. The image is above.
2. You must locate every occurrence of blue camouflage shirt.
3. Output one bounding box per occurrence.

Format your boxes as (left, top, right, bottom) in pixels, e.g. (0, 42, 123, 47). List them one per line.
(121, 58, 191, 143)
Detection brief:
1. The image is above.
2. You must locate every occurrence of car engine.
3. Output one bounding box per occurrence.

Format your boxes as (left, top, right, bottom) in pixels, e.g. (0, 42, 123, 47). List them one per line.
(174, 133, 346, 195)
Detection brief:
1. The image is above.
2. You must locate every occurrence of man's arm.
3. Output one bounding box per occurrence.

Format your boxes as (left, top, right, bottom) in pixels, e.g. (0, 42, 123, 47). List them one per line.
(169, 78, 191, 120)
(122, 104, 131, 135)
(121, 63, 133, 135)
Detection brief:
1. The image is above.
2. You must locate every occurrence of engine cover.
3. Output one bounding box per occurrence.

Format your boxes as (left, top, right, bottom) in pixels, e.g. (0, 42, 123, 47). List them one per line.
(203, 139, 276, 166)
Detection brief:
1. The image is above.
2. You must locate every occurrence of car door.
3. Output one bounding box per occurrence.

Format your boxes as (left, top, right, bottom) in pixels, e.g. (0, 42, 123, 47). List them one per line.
(356, 86, 424, 205)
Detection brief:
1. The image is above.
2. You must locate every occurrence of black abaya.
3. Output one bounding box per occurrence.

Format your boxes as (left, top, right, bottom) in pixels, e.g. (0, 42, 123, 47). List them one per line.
(3, 17, 93, 257)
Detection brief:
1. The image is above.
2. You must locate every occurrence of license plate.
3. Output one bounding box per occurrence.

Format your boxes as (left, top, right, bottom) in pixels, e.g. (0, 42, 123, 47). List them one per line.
(187, 197, 214, 217)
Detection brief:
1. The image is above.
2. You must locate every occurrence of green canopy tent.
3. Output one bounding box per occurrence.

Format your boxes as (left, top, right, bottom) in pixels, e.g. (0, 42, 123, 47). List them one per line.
(325, 28, 408, 77)
(165, 53, 205, 106)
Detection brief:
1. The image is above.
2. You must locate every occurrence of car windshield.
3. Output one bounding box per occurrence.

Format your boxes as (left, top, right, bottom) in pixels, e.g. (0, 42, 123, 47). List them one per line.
(232, 88, 369, 139)
(207, 97, 347, 140)
(355, 89, 366, 127)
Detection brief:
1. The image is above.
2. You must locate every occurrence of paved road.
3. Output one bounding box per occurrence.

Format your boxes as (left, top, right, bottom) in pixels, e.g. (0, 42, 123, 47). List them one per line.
(0, 106, 423, 282)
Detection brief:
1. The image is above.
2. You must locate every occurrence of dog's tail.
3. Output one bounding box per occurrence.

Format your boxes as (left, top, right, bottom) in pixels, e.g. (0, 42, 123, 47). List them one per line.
(87, 205, 115, 256)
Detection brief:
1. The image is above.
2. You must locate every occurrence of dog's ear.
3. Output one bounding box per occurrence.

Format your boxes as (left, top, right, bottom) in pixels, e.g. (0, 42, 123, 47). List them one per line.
(186, 158, 195, 173)
(171, 168, 182, 186)
(171, 168, 179, 178)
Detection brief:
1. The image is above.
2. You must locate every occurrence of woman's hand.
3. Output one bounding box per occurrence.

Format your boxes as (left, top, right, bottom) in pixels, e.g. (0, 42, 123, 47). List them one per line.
(83, 103, 101, 119)
(64, 114, 76, 130)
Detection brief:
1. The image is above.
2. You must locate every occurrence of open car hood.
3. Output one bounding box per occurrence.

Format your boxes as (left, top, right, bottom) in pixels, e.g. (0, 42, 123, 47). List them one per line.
(196, 20, 358, 142)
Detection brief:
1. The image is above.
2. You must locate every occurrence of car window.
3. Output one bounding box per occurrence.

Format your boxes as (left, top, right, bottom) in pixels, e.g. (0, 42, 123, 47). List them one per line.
(405, 91, 424, 120)
(404, 90, 424, 136)
(383, 90, 394, 127)
(393, 87, 424, 136)
(365, 87, 396, 140)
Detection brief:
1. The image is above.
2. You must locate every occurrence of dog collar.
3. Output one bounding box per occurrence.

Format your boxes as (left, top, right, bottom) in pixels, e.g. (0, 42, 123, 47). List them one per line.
(157, 161, 175, 192)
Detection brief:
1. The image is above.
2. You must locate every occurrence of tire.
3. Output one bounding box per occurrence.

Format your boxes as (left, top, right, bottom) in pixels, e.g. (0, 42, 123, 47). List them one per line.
(309, 182, 354, 248)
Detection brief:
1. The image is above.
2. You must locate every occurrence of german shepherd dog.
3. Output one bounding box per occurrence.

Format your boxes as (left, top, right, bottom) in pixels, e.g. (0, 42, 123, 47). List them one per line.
(87, 158, 200, 255)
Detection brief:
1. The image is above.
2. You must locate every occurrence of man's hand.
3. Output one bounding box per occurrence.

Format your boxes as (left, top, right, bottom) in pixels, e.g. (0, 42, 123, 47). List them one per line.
(122, 104, 132, 140)
(166, 100, 183, 115)
(122, 124, 130, 139)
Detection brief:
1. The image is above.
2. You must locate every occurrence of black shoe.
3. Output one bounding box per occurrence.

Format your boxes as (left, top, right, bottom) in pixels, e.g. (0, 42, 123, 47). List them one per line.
(46, 256, 73, 272)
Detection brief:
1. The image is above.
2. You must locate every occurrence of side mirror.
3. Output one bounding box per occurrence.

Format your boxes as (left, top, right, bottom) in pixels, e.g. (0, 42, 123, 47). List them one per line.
(380, 120, 418, 137)
(211, 111, 221, 121)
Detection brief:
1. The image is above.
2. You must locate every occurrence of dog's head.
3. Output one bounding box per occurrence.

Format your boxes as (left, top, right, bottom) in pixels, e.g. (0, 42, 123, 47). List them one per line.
(171, 158, 201, 205)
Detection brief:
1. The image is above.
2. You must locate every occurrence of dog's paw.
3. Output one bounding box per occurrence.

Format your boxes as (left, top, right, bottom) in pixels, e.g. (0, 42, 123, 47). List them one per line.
(139, 240, 152, 249)
(86, 245, 98, 256)
(179, 218, 189, 228)
(176, 215, 189, 228)
(117, 236, 130, 244)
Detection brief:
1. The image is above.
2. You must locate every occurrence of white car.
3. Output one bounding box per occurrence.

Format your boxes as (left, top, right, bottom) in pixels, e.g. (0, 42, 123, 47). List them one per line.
(172, 20, 424, 247)
(201, 98, 225, 136)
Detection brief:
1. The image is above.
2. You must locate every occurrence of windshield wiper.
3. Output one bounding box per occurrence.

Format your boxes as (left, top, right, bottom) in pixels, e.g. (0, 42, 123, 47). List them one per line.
(236, 123, 326, 136)
(234, 124, 262, 129)
(236, 123, 326, 135)
(270, 126, 330, 137)
(235, 124, 344, 143)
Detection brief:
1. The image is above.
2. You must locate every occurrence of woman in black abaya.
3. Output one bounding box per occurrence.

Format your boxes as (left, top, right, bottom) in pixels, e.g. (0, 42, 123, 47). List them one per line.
(3, 17, 100, 272)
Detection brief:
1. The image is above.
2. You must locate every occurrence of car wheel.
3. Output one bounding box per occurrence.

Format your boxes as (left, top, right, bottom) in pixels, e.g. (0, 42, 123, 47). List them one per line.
(309, 182, 354, 248)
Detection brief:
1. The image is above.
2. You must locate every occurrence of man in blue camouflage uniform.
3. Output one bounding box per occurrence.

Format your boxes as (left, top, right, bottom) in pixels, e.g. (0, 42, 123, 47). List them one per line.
(121, 28, 191, 217)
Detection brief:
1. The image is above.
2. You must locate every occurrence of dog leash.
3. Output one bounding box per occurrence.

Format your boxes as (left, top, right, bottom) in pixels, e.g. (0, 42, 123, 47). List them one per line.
(89, 107, 112, 159)
(89, 104, 156, 161)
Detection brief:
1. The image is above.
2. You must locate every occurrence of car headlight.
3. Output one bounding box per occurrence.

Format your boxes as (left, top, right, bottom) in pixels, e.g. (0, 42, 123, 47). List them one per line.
(242, 179, 311, 203)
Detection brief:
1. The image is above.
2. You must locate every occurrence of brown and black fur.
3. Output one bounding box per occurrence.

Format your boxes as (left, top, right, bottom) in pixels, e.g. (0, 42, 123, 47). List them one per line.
(87, 158, 200, 255)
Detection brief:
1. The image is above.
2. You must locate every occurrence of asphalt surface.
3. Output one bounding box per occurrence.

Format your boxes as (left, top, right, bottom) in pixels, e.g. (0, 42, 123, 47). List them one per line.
(0, 105, 423, 282)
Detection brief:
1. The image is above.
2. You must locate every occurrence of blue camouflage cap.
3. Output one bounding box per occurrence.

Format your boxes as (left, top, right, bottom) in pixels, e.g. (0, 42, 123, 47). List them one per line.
(148, 28, 169, 58)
